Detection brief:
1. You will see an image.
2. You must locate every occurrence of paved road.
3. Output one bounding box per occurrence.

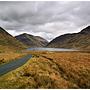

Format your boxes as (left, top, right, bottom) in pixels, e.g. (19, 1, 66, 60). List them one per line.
(0, 54, 32, 76)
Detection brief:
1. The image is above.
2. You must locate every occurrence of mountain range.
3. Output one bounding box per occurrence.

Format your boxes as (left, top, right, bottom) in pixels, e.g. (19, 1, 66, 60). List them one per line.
(0, 25, 90, 51)
(47, 26, 90, 50)
(15, 33, 48, 47)
(0, 27, 48, 52)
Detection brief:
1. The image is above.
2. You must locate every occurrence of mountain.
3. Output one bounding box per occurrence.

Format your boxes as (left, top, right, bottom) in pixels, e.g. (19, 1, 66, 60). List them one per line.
(15, 33, 48, 47)
(47, 26, 90, 50)
(0, 27, 27, 52)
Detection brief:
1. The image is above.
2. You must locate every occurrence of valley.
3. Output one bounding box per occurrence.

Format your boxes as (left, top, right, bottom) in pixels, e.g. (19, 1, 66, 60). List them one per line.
(0, 1, 90, 89)
(0, 26, 90, 89)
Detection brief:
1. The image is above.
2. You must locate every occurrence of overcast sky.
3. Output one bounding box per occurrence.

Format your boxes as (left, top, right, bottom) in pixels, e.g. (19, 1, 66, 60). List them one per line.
(0, 1, 90, 41)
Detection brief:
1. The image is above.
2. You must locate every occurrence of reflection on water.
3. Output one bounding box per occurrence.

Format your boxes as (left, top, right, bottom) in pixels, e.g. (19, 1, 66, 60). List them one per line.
(27, 47, 78, 51)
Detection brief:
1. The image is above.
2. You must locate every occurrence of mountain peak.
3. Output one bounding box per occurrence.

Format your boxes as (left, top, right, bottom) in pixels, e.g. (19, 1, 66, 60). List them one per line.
(15, 33, 48, 47)
(0, 27, 3, 29)
(22, 33, 27, 35)
(19, 33, 33, 37)
(0, 26, 27, 51)
(20, 33, 28, 36)
(85, 26, 90, 29)
(80, 26, 90, 34)
(0, 27, 6, 32)
(0, 27, 13, 36)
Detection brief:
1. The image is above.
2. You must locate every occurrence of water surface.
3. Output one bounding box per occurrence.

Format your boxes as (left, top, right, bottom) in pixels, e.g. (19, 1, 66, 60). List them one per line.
(27, 47, 78, 51)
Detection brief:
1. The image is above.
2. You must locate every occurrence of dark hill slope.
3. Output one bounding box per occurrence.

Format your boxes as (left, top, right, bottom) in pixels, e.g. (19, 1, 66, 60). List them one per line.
(47, 26, 90, 50)
(0, 27, 27, 52)
(15, 33, 48, 47)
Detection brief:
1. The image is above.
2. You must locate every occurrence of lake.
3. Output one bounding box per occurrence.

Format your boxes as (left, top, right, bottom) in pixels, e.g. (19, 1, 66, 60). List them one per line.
(27, 47, 78, 51)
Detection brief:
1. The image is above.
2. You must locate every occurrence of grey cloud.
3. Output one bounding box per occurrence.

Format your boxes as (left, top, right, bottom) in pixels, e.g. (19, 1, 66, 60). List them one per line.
(0, 1, 90, 41)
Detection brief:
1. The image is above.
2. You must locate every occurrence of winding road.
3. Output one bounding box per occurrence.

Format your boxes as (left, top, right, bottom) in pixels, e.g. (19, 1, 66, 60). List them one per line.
(0, 54, 32, 76)
(0, 48, 78, 76)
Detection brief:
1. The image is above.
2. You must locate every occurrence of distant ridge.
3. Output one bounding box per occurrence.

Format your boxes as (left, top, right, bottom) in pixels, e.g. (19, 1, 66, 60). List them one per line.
(15, 33, 48, 47)
(47, 26, 90, 50)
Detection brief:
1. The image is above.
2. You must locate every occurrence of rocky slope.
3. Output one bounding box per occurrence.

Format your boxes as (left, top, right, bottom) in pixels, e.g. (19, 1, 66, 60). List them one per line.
(0, 27, 27, 52)
(47, 26, 90, 50)
(15, 33, 48, 47)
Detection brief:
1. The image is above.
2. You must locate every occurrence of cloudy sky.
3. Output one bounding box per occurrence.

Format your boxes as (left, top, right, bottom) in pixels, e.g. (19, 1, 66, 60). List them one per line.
(0, 1, 90, 41)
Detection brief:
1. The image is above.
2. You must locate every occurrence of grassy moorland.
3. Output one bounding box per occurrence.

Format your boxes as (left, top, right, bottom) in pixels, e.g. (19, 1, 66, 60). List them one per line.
(0, 51, 90, 89)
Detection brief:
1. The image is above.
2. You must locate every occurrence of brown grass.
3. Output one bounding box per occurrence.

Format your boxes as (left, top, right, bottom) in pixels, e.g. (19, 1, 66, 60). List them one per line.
(0, 52, 28, 65)
(0, 51, 90, 89)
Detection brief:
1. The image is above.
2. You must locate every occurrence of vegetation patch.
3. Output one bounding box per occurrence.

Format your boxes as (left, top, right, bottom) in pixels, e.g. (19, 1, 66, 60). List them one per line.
(0, 51, 90, 89)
